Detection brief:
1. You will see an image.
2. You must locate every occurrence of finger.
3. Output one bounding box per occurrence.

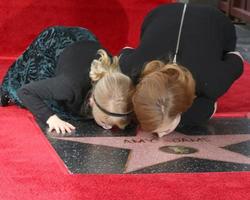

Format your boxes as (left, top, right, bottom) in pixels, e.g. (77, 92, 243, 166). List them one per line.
(55, 127, 60, 134)
(60, 126, 66, 135)
(48, 126, 53, 133)
(102, 124, 112, 130)
(64, 126, 72, 133)
(66, 123, 76, 129)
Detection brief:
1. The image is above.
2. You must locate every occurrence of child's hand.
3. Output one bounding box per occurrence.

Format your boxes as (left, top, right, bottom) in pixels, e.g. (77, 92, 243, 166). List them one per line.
(46, 114, 75, 135)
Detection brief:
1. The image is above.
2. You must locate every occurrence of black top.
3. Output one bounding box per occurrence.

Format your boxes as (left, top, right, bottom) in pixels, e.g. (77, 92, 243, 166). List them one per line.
(119, 3, 244, 125)
(17, 40, 101, 123)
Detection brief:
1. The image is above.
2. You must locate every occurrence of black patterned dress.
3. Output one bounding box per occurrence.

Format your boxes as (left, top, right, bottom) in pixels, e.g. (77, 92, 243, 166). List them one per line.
(1, 26, 97, 120)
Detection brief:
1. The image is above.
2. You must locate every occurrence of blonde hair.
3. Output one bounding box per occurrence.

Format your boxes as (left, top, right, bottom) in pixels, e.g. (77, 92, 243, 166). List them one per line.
(89, 49, 134, 129)
(133, 60, 196, 132)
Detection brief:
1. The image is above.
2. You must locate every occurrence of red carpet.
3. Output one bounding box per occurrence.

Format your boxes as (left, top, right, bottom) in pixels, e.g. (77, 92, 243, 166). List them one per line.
(1, 1, 250, 199)
(1, 104, 250, 199)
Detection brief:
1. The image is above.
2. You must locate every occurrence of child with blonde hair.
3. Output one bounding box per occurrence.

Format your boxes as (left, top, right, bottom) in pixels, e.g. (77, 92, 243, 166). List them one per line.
(0, 26, 134, 134)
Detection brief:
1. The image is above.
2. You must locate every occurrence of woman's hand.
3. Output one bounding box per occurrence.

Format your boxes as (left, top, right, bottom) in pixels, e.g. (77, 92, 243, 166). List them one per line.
(46, 114, 75, 135)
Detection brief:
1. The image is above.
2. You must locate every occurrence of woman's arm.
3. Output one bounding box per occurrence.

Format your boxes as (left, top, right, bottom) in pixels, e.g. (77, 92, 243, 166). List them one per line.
(220, 12, 237, 53)
(180, 96, 216, 126)
(203, 53, 244, 99)
(17, 76, 75, 134)
(118, 47, 138, 80)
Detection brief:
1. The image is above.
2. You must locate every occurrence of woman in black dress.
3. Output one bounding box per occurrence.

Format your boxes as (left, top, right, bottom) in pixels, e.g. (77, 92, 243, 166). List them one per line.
(119, 3, 244, 137)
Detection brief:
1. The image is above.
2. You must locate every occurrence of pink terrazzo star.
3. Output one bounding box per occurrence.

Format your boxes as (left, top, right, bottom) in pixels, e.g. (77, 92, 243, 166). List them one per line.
(55, 131, 250, 173)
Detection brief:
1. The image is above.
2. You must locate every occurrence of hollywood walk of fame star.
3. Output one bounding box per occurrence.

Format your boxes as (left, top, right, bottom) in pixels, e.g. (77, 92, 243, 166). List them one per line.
(54, 132, 250, 173)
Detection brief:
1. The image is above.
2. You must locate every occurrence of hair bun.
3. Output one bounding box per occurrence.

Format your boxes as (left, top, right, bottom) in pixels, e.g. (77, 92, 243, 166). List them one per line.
(89, 49, 120, 82)
(161, 64, 185, 82)
(141, 60, 193, 86)
(89, 60, 109, 81)
(140, 60, 165, 79)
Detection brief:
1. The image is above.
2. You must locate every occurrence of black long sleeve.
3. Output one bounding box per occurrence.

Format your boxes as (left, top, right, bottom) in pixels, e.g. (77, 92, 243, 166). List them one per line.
(17, 40, 101, 123)
(201, 53, 243, 99)
(180, 96, 215, 126)
(119, 47, 136, 78)
(119, 3, 244, 125)
(17, 76, 74, 122)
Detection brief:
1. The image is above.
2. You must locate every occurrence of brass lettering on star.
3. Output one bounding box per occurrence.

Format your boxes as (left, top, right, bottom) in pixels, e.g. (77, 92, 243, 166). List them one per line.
(170, 137, 209, 143)
(124, 137, 209, 144)
(124, 138, 158, 144)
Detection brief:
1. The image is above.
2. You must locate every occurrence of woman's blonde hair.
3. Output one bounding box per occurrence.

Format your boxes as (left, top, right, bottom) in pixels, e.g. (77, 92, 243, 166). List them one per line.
(133, 60, 196, 132)
(89, 49, 134, 129)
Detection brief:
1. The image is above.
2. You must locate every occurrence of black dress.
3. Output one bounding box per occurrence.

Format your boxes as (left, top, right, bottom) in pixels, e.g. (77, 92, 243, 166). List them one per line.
(1, 26, 102, 123)
(119, 3, 244, 126)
